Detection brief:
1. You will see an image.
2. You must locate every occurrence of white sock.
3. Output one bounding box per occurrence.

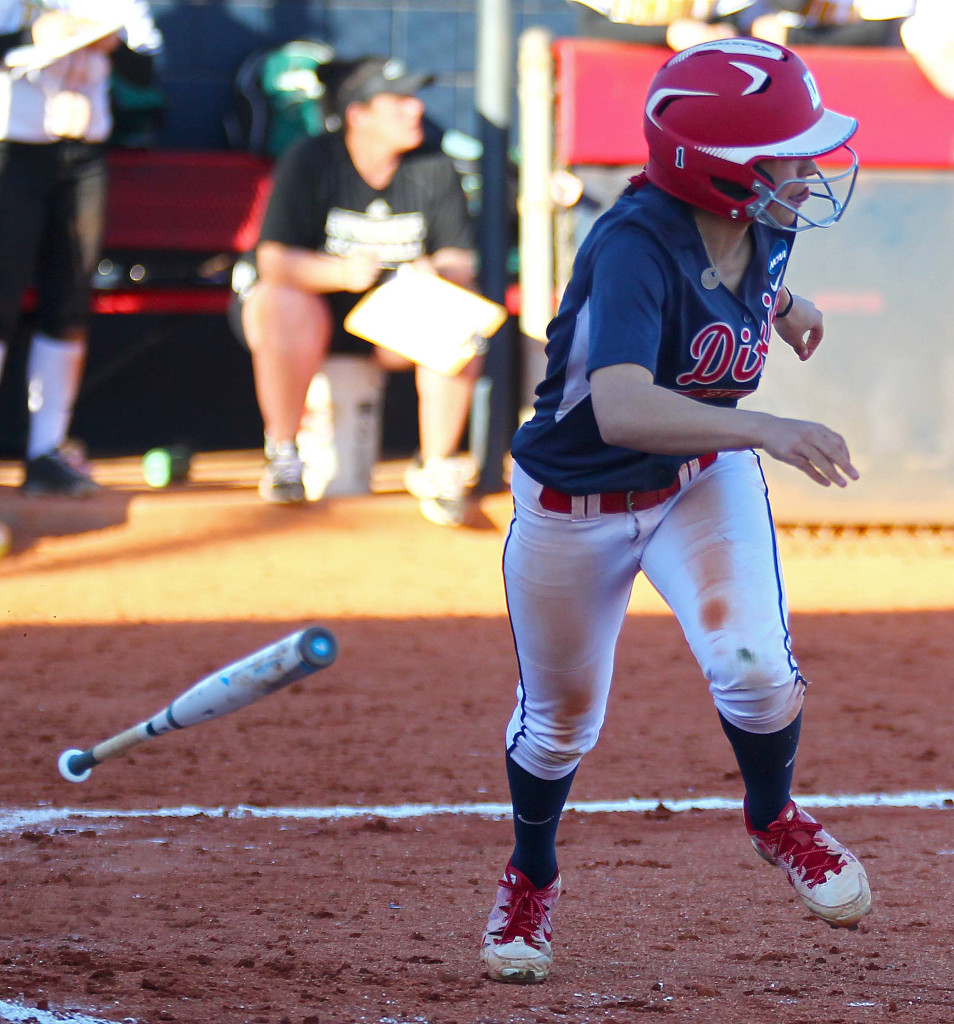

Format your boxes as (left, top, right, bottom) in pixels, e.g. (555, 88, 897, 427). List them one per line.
(26, 334, 86, 460)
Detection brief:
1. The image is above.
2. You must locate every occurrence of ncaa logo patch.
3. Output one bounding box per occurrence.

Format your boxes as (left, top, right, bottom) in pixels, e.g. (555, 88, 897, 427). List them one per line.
(768, 240, 788, 278)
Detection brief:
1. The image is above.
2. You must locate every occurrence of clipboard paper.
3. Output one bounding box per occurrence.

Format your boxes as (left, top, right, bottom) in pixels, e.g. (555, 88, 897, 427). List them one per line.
(343, 269, 508, 376)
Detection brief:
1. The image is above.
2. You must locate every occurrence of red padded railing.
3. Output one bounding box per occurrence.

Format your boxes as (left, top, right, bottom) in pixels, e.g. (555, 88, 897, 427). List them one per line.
(103, 149, 273, 254)
(554, 40, 954, 170)
(77, 149, 273, 316)
(90, 288, 241, 315)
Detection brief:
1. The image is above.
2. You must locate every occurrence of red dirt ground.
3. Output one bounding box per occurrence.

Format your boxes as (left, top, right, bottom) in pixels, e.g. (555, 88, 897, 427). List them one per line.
(1, 452, 954, 1024)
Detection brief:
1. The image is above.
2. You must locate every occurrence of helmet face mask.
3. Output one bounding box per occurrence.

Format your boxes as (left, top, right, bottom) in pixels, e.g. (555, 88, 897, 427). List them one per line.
(643, 39, 859, 229)
(745, 153, 858, 232)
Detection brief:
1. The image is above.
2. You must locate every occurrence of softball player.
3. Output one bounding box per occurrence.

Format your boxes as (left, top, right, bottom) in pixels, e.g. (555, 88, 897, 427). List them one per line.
(0, 1, 161, 495)
(481, 39, 871, 984)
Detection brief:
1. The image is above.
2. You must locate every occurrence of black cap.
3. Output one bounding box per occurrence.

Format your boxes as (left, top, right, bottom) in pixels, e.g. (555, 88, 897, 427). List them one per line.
(321, 56, 434, 117)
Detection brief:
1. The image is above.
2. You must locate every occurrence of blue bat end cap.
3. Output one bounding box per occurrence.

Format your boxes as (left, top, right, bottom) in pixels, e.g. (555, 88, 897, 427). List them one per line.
(300, 626, 338, 668)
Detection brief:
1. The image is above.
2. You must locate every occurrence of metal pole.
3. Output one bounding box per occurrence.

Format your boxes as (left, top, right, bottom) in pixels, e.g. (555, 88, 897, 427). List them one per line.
(472, 0, 514, 493)
(517, 26, 554, 346)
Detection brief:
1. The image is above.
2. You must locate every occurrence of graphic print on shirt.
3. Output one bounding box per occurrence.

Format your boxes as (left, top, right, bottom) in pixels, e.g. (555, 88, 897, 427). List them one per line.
(674, 237, 789, 401)
(324, 198, 426, 267)
(675, 320, 769, 394)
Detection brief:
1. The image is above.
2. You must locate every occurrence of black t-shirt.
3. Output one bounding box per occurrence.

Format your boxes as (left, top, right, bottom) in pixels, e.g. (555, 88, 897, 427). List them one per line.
(257, 130, 475, 353)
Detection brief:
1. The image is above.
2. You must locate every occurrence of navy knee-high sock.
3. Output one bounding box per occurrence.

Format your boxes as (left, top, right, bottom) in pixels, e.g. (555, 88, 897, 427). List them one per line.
(506, 752, 576, 889)
(719, 711, 802, 832)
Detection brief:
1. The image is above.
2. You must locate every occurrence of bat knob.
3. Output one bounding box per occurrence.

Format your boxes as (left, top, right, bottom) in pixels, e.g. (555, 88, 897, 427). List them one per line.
(58, 748, 93, 783)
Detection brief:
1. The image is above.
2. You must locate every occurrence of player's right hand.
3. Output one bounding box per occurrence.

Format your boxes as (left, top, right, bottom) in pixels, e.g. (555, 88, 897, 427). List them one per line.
(760, 415, 859, 488)
(336, 251, 381, 293)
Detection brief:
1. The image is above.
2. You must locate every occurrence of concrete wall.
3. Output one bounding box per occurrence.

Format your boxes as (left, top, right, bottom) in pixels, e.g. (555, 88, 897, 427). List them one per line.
(748, 171, 954, 526)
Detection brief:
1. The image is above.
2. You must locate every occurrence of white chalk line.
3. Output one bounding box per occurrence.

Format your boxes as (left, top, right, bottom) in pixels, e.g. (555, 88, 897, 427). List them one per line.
(3, 790, 952, 1024)
(3, 789, 954, 834)
(0, 1004, 131, 1024)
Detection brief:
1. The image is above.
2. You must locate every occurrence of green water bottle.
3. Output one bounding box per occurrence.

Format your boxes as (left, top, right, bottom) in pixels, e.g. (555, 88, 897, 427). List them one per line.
(142, 445, 192, 488)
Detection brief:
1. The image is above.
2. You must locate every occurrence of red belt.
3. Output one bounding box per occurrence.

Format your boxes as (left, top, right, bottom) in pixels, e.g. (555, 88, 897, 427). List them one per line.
(538, 453, 717, 515)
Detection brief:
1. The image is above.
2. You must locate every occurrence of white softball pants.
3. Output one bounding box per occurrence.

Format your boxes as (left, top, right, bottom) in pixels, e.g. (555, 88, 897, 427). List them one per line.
(504, 450, 805, 781)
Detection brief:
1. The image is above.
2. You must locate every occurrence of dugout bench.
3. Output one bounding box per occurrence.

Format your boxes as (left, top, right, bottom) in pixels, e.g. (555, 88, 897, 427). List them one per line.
(78, 149, 272, 395)
(516, 33, 954, 526)
(94, 149, 272, 314)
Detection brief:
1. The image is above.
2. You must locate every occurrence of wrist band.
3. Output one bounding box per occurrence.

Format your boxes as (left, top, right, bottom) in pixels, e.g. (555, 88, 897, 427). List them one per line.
(776, 288, 794, 319)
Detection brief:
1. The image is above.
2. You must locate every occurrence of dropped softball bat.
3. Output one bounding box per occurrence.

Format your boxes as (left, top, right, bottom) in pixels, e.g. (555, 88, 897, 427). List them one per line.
(57, 626, 338, 783)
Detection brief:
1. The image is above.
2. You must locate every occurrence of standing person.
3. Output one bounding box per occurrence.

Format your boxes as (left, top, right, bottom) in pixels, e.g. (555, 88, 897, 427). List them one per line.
(232, 55, 481, 527)
(0, 0, 162, 495)
(747, 0, 915, 46)
(900, 0, 954, 99)
(571, 0, 745, 48)
(480, 38, 871, 984)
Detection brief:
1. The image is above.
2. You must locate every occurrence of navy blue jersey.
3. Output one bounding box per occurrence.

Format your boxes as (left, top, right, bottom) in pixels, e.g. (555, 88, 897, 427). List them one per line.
(512, 179, 794, 494)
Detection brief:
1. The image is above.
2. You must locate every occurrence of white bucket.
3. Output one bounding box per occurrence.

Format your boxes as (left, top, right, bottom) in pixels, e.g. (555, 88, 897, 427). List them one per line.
(297, 355, 385, 499)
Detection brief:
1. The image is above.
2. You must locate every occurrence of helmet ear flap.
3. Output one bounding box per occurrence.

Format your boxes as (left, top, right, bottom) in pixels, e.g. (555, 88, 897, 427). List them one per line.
(711, 176, 756, 203)
(714, 161, 777, 206)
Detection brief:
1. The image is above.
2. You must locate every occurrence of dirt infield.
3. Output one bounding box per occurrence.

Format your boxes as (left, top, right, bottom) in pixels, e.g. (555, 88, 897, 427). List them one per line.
(2, 452, 954, 1024)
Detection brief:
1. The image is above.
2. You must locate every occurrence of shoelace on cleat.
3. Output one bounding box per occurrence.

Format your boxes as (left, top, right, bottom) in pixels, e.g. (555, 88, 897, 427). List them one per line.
(766, 815, 847, 889)
(495, 880, 554, 946)
(428, 470, 464, 501)
(411, 460, 468, 501)
(271, 458, 302, 485)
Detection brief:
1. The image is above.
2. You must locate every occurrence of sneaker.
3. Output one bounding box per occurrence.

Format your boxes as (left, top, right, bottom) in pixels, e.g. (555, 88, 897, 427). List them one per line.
(746, 799, 871, 929)
(480, 862, 560, 983)
(21, 449, 99, 497)
(259, 442, 305, 504)
(404, 455, 476, 527)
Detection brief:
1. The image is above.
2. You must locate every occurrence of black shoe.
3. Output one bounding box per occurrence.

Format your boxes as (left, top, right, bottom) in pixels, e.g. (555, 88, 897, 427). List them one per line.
(21, 450, 100, 497)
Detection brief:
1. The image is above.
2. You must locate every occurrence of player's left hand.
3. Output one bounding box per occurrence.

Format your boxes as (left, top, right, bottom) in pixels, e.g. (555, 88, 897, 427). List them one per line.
(774, 292, 823, 362)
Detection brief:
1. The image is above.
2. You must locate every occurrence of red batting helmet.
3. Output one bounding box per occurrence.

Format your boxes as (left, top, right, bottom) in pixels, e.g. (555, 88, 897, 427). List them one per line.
(643, 39, 859, 229)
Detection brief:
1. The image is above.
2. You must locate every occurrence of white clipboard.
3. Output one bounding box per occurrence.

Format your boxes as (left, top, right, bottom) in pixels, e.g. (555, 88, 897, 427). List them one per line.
(343, 267, 508, 376)
(4, 18, 125, 77)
